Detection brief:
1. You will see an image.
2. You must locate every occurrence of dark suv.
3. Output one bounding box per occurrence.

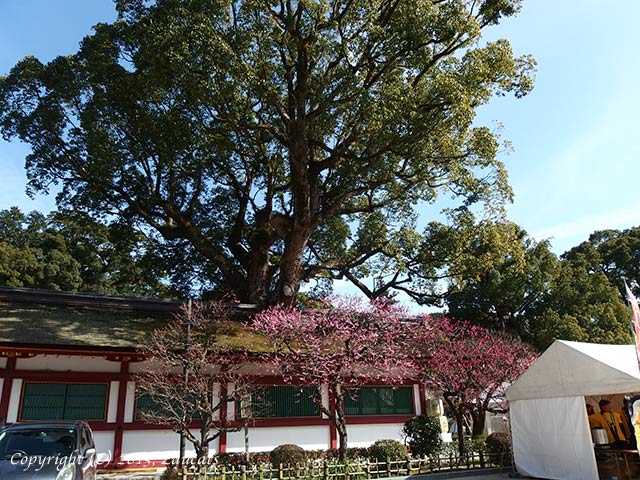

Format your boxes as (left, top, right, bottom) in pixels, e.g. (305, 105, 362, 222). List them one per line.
(0, 421, 97, 479)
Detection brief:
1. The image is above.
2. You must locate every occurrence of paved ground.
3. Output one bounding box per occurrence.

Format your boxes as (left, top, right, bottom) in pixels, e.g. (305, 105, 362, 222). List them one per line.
(97, 476, 517, 480)
(98, 474, 159, 479)
(96, 468, 523, 480)
(407, 468, 522, 479)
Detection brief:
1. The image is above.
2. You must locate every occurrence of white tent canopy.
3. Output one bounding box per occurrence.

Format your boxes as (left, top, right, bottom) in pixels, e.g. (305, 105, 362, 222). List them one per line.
(506, 340, 640, 480)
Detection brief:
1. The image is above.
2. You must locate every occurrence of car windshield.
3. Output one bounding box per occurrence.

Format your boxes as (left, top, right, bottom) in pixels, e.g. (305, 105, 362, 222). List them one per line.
(0, 429, 77, 459)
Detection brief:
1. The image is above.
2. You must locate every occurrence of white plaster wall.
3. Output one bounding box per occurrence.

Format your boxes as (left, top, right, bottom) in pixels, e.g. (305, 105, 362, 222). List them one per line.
(93, 431, 115, 464)
(346, 424, 404, 448)
(124, 381, 136, 423)
(129, 359, 181, 374)
(0, 357, 7, 368)
(320, 385, 329, 419)
(413, 384, 422, 416)
(107, 381, 119, 423)
(16, 355, 120, 372)
(6, 378, 22, 423)
(226, 382, 234, 421)
(121, 429, 217, 461)
(227, 426, 330, 452)
(212, 383, 221, 421)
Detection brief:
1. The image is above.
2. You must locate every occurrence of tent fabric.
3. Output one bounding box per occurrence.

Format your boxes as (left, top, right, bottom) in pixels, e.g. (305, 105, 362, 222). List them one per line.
(507, 340, 640, 401)
(506, 340, 640, 480)
(511, 396, 598, 480)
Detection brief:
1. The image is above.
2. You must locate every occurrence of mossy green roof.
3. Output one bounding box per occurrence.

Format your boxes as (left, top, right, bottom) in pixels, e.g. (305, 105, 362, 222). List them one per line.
(0, 302, 167, 348)
(0, 301, 271, 352)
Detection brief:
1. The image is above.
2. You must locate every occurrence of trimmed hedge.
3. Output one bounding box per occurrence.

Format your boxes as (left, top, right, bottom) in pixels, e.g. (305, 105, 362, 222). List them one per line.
(270, 444, 307, 466)
(485, 432, 512, 466)
(367, 439, 408, 462)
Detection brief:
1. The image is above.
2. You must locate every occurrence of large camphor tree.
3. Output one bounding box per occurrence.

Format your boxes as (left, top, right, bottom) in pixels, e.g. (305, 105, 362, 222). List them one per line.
(0, 0, 534, 305)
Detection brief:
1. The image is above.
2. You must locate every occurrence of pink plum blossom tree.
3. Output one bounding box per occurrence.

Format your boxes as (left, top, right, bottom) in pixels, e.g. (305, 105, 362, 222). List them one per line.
(409, 317, 536, 454)
(136, 301, 257, 464)
(251, 297, 416, 461)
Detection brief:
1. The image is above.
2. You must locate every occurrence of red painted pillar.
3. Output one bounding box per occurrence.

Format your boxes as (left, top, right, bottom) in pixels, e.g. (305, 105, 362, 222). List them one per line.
(218, 382, 228, 453)
(112, 361, 129, 468)
(0, 357, 16, 424)
(328, 388, 337, 450)
(418, 383, 428, 416)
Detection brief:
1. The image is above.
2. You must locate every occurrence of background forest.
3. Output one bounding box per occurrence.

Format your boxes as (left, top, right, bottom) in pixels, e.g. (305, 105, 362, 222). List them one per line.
(0, 205, 636, 351)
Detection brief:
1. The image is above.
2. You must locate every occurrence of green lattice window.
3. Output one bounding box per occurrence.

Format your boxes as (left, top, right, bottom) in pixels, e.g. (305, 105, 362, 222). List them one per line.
(21, 382, 107, 421)
(135, 394, 159, 421)
(345, 386, 413, 415)
(135, 392, 202, 421)
(252, 386, 318, 418)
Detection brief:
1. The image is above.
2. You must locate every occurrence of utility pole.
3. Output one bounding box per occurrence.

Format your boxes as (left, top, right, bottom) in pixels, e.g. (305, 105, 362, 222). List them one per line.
(179, 298, 192, 468)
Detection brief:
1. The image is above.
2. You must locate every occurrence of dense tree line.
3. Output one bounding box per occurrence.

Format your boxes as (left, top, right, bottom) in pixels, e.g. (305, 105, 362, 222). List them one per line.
(0, 207, 179, 297)
(1, 205, 637, 350)
(445, 223, 637, 350)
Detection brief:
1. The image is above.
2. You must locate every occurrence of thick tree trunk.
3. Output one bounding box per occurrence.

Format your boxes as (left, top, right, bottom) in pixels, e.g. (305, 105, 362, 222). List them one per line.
(276, 226, 311, 305)
(244, 208, 279, 305)
(246, 239, 271, 305)
(454, 412, 465, 456)
(196, 426, 210, 466)
(337, 423, 348, 462)
(470, 408, 485, 438)
(334, 386, 349, 462)
(196, 443, 209, 464)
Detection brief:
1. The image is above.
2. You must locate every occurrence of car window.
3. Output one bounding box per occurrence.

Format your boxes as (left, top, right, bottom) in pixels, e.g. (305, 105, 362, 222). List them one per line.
(0, 429, 78, 458)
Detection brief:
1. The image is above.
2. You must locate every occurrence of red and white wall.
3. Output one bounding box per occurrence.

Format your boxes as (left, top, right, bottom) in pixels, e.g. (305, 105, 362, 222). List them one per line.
(0, 348, 427, 469)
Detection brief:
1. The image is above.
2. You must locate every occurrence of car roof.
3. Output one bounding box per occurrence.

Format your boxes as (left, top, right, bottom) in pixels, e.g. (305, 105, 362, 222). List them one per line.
(2, 421, 86, 431)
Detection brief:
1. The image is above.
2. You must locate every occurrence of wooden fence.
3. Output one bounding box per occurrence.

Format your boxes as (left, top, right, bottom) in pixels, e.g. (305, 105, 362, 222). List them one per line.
(174, 452, 511, 480)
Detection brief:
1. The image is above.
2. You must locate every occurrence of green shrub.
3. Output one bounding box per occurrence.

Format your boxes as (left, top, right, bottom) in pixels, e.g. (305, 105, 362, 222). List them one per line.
(161, 459, 180, 480)
(466, 435, 486, 454)
(402, 415, 443, 457)
(270, 444, 307, 466)
(322, 447, 370, 460)
(485, 432, 512, 466)
(367, 439, 408, 462)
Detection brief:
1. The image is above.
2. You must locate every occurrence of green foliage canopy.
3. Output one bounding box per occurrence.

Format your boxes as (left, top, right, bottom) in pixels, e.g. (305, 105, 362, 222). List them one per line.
(0, 0, 534, 305)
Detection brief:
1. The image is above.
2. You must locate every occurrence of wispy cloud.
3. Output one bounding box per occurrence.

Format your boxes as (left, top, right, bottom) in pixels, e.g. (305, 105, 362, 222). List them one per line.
(531, 207, 640, 253)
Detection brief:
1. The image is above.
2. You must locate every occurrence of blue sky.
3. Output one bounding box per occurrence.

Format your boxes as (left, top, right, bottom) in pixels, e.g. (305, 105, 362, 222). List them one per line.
(1, 0, 639, 258)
